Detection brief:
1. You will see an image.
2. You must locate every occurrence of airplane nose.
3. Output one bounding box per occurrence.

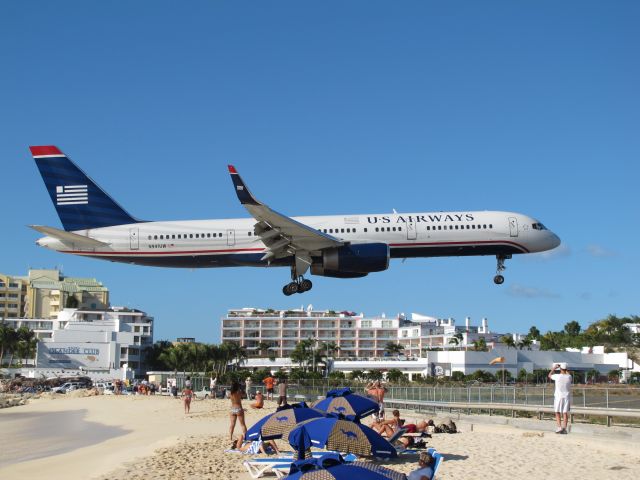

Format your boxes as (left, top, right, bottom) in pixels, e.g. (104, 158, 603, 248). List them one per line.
(548, 232, 561, 250)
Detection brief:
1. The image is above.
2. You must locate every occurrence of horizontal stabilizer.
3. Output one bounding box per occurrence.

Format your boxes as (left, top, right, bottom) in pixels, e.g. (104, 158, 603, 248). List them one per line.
(30, 225, 110, 248)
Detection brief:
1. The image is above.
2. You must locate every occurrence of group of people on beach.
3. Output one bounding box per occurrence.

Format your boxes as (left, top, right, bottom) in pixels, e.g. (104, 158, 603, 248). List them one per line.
(174, 366, 574, 480)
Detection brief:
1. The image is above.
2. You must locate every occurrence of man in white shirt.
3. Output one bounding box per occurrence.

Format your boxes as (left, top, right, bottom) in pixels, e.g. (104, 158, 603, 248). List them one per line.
(548, 363, 572, 434)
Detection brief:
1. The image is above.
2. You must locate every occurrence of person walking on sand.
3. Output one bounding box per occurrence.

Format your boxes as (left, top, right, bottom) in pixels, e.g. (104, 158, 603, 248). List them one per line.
(548, 362, 572, 434)
(182, 384, 193, 414)
(263, 374, 275, 401)
(210, 376, 217, 399)
(277, 376, 288, 407)
(245, 376, 252, 399)
(229, 381, 247, 441)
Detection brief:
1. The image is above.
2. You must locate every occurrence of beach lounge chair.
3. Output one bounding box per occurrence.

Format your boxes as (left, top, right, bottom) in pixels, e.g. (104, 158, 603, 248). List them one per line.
(382, 428, 422, 456)
(425, 448, 444, 479)
(271, 453, 358, 478)
(243, 452, 358, 478)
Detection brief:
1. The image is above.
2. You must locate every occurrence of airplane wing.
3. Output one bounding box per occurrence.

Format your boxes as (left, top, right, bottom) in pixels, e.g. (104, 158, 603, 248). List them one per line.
(29, 225, 110, 248)
(228, 165, 343, 262)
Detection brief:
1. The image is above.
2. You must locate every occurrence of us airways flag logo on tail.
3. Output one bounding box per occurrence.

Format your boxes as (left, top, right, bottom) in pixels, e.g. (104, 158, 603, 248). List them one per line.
(56, 185, 88, 205)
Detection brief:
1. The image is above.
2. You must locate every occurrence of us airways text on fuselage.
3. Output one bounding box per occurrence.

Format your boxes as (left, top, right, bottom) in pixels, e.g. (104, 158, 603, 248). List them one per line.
(366, 214, 475, 224)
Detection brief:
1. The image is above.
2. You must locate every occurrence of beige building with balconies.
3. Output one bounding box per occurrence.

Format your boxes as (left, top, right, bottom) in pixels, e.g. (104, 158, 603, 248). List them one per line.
(1, 269, 109, 320)
(0, 273, 28, 319)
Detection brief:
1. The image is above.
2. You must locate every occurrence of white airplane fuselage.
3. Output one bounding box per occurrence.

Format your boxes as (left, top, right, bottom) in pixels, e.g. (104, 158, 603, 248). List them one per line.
(36, 210, 560, 269)
(28, 145, 560, 291)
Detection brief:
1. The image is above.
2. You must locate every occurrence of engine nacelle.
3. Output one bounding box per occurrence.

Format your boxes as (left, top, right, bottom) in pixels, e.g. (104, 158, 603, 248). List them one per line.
(311, 243, 389, 277)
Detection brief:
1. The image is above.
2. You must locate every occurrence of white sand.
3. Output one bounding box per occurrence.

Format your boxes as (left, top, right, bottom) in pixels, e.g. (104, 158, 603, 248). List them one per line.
(1, 394, 639, 480)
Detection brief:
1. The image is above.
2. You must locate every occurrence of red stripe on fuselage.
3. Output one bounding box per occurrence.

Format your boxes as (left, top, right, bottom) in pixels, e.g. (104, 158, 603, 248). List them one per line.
(66, 247, 265, 255)
(64, 240, 529, 256)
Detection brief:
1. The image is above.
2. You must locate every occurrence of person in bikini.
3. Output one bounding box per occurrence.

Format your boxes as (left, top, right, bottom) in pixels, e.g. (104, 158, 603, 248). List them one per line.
(182, 384, 193, 414)
(229, 381, 247, 440)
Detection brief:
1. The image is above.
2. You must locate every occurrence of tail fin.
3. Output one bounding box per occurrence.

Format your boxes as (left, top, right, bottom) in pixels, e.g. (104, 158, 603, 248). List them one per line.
(29, 146, 141, 231)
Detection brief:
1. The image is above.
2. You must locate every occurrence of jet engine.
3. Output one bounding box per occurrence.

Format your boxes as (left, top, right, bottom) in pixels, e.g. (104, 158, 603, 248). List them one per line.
(311, 243, 389, 277)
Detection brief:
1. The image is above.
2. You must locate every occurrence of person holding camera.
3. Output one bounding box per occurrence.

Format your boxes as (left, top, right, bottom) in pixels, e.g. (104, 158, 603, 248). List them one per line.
(548, 362, 572, 434)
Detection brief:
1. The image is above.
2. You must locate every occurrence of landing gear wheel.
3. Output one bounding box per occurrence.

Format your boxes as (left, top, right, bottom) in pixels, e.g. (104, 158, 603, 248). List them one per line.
(493, 254, 510, 285)
(298, 279, 313, 293)
(283, 282, 299, 296)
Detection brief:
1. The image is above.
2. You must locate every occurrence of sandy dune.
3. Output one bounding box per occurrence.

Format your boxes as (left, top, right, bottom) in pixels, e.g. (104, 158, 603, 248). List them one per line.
(1, 394, 639, 480)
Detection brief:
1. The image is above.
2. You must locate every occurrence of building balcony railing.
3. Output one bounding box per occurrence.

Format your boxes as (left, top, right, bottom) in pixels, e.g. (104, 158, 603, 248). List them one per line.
(260, 322, 281, 328)
(222, 322, 242, 329)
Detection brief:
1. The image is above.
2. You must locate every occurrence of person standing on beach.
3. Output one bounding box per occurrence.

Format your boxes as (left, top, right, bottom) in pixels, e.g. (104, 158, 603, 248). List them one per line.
(263, 374, 275, 401)
(245, 376, 252, 399)
(182, 384, 193, 414)
(277, 377, 288, 407)
(210, 376, 217, 399)
(366, 380, 387, 420)
(548, 363, 572, 434)
(229, 381, 247, 441)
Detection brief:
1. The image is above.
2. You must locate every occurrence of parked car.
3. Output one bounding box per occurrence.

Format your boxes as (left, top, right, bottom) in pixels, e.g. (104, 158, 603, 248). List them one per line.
(194, 387, 212, 400)
(51, 382, 87, 393)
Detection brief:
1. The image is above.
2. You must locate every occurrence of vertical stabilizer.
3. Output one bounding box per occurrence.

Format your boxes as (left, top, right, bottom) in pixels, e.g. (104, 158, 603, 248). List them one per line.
(29, 146, 140, 231)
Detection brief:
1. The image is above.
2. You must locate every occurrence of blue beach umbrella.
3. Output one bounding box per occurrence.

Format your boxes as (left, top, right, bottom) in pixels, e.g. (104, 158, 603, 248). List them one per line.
(246, 403, 326, 440)
(288, 417, 397, 460)
(314, 388, 379, 418)
(283, 453, 407, 480)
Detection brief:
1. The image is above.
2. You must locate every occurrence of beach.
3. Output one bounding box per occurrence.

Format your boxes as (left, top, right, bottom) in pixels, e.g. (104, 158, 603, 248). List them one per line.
(1, 393, 639, 480)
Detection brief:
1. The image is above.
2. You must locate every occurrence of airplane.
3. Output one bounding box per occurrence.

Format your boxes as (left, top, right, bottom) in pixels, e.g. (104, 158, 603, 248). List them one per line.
(28, 146, 561, 295)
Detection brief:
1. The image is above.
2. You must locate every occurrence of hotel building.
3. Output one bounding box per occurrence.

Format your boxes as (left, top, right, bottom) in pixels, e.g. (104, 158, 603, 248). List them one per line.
(220, 306, 497, 359)
(0, 269, 109, 320)
(4, 307, 153, 377)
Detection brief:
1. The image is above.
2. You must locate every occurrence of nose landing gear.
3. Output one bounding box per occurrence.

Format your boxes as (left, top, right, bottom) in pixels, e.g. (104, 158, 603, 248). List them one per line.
(493, 254, 511, 285)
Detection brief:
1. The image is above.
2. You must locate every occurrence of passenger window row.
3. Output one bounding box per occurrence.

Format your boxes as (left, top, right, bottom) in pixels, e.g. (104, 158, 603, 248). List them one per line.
(426, 224, 493, 231)
(321, 228, 360, 234)
(147, 232, 224, 241)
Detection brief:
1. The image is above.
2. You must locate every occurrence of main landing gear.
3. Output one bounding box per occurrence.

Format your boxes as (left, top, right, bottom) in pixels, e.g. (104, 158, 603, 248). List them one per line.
(283, 268, 313, 296)
(493, 254, 511, 285)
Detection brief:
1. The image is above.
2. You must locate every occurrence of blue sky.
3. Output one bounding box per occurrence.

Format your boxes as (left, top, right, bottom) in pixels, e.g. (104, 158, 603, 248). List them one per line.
(1, 1, 638, 342)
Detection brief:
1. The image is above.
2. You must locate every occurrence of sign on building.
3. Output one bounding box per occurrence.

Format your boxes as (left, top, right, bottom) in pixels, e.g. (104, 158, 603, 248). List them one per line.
(37, 342, 111, 370)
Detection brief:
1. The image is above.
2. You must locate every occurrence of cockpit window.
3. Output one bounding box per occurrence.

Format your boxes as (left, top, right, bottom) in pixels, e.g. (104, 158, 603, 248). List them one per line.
(532, 223, 547, 230)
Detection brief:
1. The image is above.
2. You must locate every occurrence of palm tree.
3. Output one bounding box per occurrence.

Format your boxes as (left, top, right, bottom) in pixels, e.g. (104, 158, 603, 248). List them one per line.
(323, 341, 340, 358)
(384, 342, 404, 356)
(517, 338, 533, 350)
(386, 369, 405, 383)
(527, 326, 541, 341)
(5, 326, 20, 367)
(500, 335, 516, 349)
(472, 338, 488, 352)
(448, 333, 464, 350)
(0, 323, 14, 366)
(16, 326, 37, 366)
(256, 342, 272, 357)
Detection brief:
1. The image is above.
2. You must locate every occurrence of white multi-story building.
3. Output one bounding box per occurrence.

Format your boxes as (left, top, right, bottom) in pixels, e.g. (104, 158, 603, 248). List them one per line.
(222, 306, 402, 358)
(4, 307, 153, 377)
(221, 306, 504, 359)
